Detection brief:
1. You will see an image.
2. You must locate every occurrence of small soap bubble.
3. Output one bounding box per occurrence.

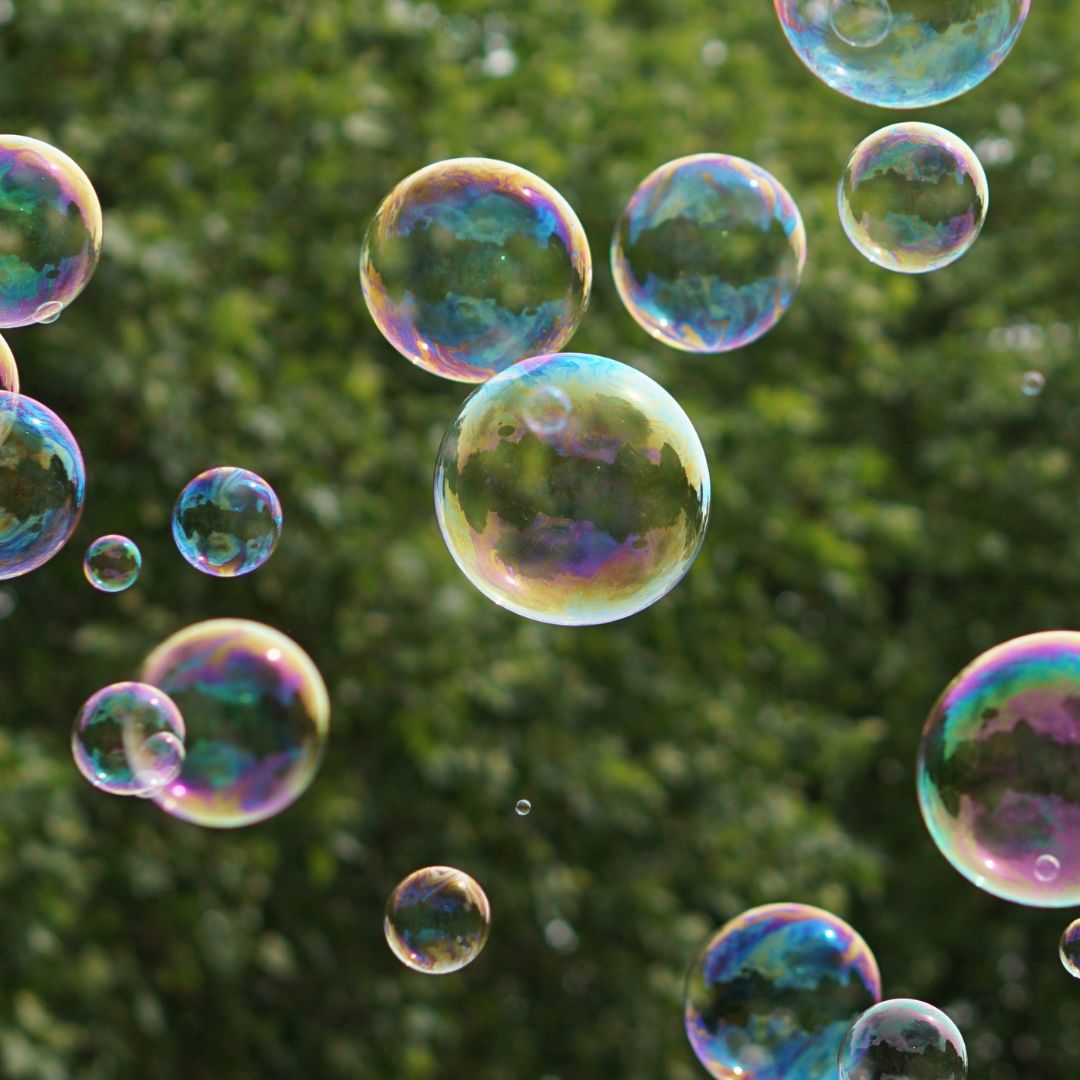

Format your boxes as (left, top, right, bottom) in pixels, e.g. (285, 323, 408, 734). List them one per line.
(72, 682, 186, 797)
(1034, 854, 1061, 883)
(515, 799, 532, 816)
(384, 866, 491, 974)
(361, 157, 592, 383)
(522, 384, 571, 436)
(1060, 918, 1080, 979)
(129, 731, 186, 798)
(685, 903, 881, 1080)
(839, 123, 988, 274)
(0, 333, 18, 393)
(839, 999, 968, 1080)
(1021, 371, 1045, 397)
(83, 534, 141, 593)
(172, 466, 282, 577)
(0, 135, 103, 327)
(829, 0, 892, 47)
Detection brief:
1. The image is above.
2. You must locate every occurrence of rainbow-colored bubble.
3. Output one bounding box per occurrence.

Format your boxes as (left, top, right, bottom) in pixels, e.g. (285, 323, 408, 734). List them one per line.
(774, 1, 1031, 109)
(0, 135, 103, 326)
(172, 466, 282, 578)
(72, 682, 186, 798)
(434, 352, 711, 626)
(140, 619, 329, 828)
(0, 391, 85, 581)
(361, 157, 592, 383)
(684, 903, 881, 1080)
(611, 154, 805, 353)
(918, 631, 1080, 907)
(84, 534, 141, 593)
(384, 866, 492, 975)
(0, 334, 17, 393)
(838, 999, 968, 1080)
(839, 123, 988, 274)
(1060, 918, 1080, 979)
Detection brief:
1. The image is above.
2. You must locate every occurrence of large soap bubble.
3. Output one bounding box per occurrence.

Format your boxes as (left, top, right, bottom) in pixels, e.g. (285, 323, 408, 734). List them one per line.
(384, 866, 492, 975)
(84, 534, 141, 593)
(0, 334, 17, 392)
(774, 1, 1031, 109)
(361, 157, 592, 383)
(684, 902, 881, 1080)
(839, 123, 988, 274)
(917, 631, 1080, 907)
(611, 154, 805, 353)
(0, 135, 103, 326)
(0, 391, 85, 580)
(140, 619, 329, 828)
(838, 999, 968, 1080)
(434, 352, 711, 626)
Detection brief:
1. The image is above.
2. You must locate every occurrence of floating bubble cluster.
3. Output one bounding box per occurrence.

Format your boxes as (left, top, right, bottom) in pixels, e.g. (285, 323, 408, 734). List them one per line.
(140, 619, 329, 828)
(72, 682, 186, 797)
(611, 154, 806, 352)
(0, 135, 103, 326)
(838, 999, 968, 1080)
(684, 903, 881, 1080)
(172, 466, 282, 578)
(1061, 918, 1080, 979)
(434, 352, 711, 626)
(361, 157, 592, 383)
(83, 534, 141, 593)
(0, 334, 17, 393)
(839, 124, 988, 274)
(774, 1, 1031, 109)
(384, 866, 492, 975)
(0, 391, 85, 580)
(918, 631, 1080, 907)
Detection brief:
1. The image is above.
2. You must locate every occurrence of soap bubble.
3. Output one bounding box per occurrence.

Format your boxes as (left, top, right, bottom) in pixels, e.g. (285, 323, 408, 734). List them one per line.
(917, 631, 1080, 907)
(0, 135, 103, 326)
(83, 534, 141, 593)
(611, 154, 806, 352)
(839, 999, 968, 1080)
(0, 391, 85, 580)
(0, 333, 17, 393)
(384, 866, 492, 974)
(361, 157, 592, 383)
(685, 903, 881, 1080)
(774, 1, 1031, 109)
(1021, 371, 1045, 397)
(1060, 918, 1080, 979)
(127, 730, 186, 797)
(172, 466, 282, 578)
(515, 799, 532, 816)
(72, 682, 186, 797)
(140, 619, 329, 828)
(839, 123, 988, 274)
(522, 384, 571, 436)
(434, 352, 711, 626)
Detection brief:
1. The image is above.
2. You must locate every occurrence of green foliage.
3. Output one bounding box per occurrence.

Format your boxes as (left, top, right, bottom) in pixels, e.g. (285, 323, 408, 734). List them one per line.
(0, 1, 1077, 1076)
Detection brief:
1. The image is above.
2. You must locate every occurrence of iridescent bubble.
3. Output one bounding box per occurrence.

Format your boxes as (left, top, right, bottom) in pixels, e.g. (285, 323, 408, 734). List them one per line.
(774, 1, 1031, 109)
(127, 730, 186, 798)
(1021, 371, 1045, 397)
(1060, 918, 1080, 979)
(522, 384, 571, 436)
(434, 352, 711, 626)
(0, 333, 18, 393)
(515, 799, 532, 816)
(838, 999, 968, 1080)
(685, 903, 881, 1080)
(172, 466, 282, 578)
(917, 631, 1080, 907)
(384, 866, 492, 975)
(839, 124, 988, 274)
(0, 391, 85, 580)
(72, 682, 186, 797)
(83, 534, 141, 593)
(139, 619, 330, 828)
(361, 157, 592, 383)
(0, 135, 103, 327)
(611, 154, 806, 353)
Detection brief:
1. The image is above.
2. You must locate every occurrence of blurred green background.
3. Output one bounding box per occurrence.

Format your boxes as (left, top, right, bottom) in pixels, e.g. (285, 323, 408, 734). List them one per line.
(0, 1, 1078, 1077)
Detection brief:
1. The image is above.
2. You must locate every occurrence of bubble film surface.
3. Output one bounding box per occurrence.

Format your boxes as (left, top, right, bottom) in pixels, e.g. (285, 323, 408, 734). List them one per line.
(361, 157, 592, 382)
(774, 1, 1030, 109)
(140, 619, 329, 828)
(839, 124, 988, 274)
(72, 682, 186, 797)
(0, 135, 103, 327)
(384, 866, 492, 975)
(0, 333, 17, 393)
(83, 534, 141, 593)
(172, 466, 283, 578)
(917, 631, 1080, 907)
(1060, 918, 1080, 979)
(434, 352, 711, 626)
(611, 154, 806, 353)
(0, 391, 85, 580)
(684, 903, 881, 1080)
(838, 999, 968, 1080)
